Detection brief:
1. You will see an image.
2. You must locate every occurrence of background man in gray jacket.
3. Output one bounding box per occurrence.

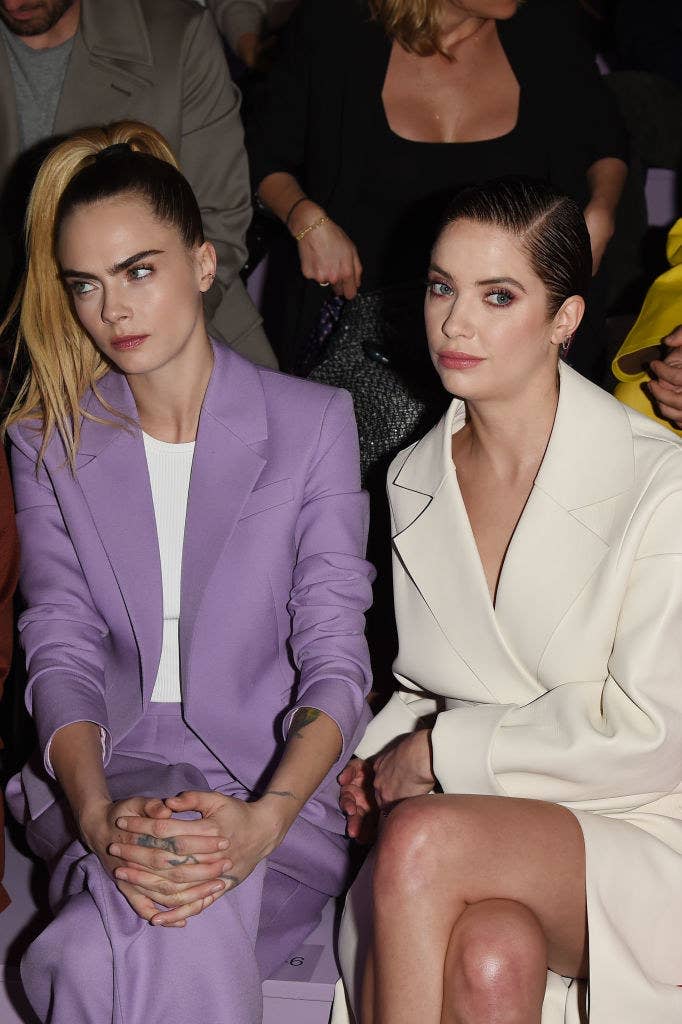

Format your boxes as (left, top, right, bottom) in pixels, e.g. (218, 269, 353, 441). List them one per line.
(0, 0, 277, 367)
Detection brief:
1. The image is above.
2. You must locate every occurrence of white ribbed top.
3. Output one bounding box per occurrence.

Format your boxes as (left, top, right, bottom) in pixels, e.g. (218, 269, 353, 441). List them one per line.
(143, 431, 195, 703)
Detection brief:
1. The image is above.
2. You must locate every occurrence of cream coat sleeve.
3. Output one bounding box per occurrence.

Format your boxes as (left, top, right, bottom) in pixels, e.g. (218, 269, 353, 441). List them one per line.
(431, 486, 682, 813)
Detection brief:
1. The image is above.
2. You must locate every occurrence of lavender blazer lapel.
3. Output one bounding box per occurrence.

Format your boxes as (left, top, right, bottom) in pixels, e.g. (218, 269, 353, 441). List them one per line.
(75, 372, 163, 700)
(179, 344, 267, 697)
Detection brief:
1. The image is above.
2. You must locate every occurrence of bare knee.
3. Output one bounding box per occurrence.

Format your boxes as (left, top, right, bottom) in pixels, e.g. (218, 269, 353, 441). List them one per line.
(445, 900, 547, 1024)
(372, 796, 459, 901)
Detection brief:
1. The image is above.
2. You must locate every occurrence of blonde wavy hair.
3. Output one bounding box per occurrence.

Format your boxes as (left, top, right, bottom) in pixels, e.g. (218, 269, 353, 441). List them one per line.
(2, 121, 194, 470)
(369, 0, 448, 56)
(369, 0, 523, 56)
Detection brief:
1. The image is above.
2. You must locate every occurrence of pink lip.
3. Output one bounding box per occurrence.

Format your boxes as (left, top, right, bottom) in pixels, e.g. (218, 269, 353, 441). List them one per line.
(438, 351, 484, 370)
(111, 334, 149, 351)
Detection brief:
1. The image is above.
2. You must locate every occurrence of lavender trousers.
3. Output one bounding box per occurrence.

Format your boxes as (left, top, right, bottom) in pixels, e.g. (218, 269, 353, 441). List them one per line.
(19, 704, 331, 1024)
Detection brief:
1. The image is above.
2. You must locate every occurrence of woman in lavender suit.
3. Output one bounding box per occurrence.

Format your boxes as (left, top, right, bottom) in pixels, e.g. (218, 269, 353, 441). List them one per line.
(2, 122, 374, 1024)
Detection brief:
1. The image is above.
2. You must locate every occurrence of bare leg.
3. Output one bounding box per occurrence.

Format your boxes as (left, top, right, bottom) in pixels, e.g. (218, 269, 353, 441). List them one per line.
(441, 900, 547, 1024)
(364, 795, 587, 1024)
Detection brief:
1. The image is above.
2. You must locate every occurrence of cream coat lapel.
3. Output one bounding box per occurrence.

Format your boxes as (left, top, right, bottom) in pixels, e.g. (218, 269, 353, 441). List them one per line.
(392, 403, 544, 706)
(54, 0, 154, 134)
(494, 364, 634, 672)
(391, 364, 634, 702)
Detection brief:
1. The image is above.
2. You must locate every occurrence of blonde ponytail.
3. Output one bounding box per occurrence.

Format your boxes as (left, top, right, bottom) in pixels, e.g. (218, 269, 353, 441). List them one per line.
(2, 121, 184, 470)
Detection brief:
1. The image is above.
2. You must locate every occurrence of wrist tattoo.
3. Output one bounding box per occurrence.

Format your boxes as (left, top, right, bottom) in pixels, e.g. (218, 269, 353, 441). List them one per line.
(264, 789, 301, 803)
(137, 833, 199, 866)
(291, 707, 321, 740)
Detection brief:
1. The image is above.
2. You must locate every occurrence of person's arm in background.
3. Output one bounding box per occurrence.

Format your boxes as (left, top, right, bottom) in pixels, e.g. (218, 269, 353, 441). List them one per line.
(247, 0, 363, 299)
(584, 157, 628, 275)
(179, 7, 278, 367)
(648, 325, 682, 426)
(0, 447, 18, 913)
(524, 0, 629, 275)
(206, 0, 269, 66)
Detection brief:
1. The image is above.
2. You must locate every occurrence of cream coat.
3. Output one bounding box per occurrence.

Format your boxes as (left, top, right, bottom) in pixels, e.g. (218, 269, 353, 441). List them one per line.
(334, 363, 682, 1023)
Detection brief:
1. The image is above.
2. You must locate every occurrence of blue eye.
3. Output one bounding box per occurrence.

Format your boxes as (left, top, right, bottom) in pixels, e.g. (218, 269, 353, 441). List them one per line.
(68, 280, 95, 296)
(486, 289, 514, 307)
(129, 265, 153, 280)
(427, 280, 453, 298)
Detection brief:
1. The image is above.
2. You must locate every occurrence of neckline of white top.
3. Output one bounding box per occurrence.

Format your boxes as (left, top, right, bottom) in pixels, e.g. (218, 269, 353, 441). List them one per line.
(141, 430, 195, 454)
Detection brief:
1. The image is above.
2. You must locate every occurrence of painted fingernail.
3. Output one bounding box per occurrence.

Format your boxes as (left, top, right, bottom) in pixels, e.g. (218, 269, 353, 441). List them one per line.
(218, 840, 229, 850)
(109, 844, 121, 857)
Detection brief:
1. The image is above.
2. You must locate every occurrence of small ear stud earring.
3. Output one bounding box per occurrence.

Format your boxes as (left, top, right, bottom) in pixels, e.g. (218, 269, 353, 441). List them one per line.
(560, 333, 574, 355)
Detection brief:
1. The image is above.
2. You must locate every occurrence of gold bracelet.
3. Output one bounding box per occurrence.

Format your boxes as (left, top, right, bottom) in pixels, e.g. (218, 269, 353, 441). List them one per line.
(295, 215, 328, 242)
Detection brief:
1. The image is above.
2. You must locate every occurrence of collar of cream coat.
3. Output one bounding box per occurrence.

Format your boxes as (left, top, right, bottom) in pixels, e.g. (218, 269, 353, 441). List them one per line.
(392, 361, 634, 517)
(388, 363, 636, 696)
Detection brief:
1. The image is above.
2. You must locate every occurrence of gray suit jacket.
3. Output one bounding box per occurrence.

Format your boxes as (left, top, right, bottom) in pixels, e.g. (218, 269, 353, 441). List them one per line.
(0, 0, 276, 367)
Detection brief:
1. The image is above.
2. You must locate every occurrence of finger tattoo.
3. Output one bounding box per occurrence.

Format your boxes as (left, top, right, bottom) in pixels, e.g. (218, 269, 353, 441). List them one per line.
(137, 834, 198, 865)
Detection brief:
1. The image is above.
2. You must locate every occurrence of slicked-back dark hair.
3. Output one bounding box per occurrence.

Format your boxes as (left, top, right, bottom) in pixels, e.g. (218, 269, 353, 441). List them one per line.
(438, 176, 592, 317)
(57, 144, 204, 250)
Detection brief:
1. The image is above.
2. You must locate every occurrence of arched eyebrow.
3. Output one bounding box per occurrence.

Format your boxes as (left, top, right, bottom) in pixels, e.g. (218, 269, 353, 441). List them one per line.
(427, 267, 528, 294)
(475, 276, 527, 293)
(61, 249, 165, 279)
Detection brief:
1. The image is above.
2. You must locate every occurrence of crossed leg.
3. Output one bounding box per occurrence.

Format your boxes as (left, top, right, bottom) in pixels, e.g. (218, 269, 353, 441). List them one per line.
(362, 794, 587, 1024)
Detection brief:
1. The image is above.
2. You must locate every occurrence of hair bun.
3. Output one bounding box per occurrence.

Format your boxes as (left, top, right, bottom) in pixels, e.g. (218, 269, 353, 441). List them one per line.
(94, 142, 134, 162)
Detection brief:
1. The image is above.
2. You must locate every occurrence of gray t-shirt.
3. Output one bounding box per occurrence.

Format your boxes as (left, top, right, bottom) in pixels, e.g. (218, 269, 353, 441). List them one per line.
(0, 21, 73, 150)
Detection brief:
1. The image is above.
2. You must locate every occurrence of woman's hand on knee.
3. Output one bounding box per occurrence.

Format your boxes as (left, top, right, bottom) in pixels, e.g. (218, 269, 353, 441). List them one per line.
(372, 730, 435, 809)
(338, 757, 379, 843)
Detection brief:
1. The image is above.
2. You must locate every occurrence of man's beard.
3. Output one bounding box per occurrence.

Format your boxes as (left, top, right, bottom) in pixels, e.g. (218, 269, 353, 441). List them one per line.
(0, 0, 76, 37)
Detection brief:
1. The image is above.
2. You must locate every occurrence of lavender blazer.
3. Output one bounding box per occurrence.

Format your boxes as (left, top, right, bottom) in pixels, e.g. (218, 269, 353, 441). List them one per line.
(8, 342, 373, 887)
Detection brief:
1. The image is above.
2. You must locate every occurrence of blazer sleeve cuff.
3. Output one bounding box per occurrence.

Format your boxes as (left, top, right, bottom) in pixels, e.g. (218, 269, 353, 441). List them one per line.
(282, 677, 366, 763)
(431, 704, 512, 795)
(30, 675, 110, 779)
(44, 722, 112, 780)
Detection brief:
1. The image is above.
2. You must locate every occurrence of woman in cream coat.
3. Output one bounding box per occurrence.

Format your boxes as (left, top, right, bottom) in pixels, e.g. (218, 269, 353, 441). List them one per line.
(334, 178, 682, 1024)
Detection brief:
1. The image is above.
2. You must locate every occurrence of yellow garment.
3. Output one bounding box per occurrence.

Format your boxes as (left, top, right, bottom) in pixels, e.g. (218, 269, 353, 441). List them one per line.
(612, 218, 682, 436)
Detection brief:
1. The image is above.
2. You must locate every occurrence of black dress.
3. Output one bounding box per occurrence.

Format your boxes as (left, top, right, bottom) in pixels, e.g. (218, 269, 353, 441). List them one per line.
(247, 0, 628, 381)
(302, 77, 559, 484)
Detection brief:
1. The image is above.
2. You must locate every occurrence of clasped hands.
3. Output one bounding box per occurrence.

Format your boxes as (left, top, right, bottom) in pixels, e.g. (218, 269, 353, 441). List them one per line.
(80, 790, 289, 927)
(338, 729, 435, 843)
